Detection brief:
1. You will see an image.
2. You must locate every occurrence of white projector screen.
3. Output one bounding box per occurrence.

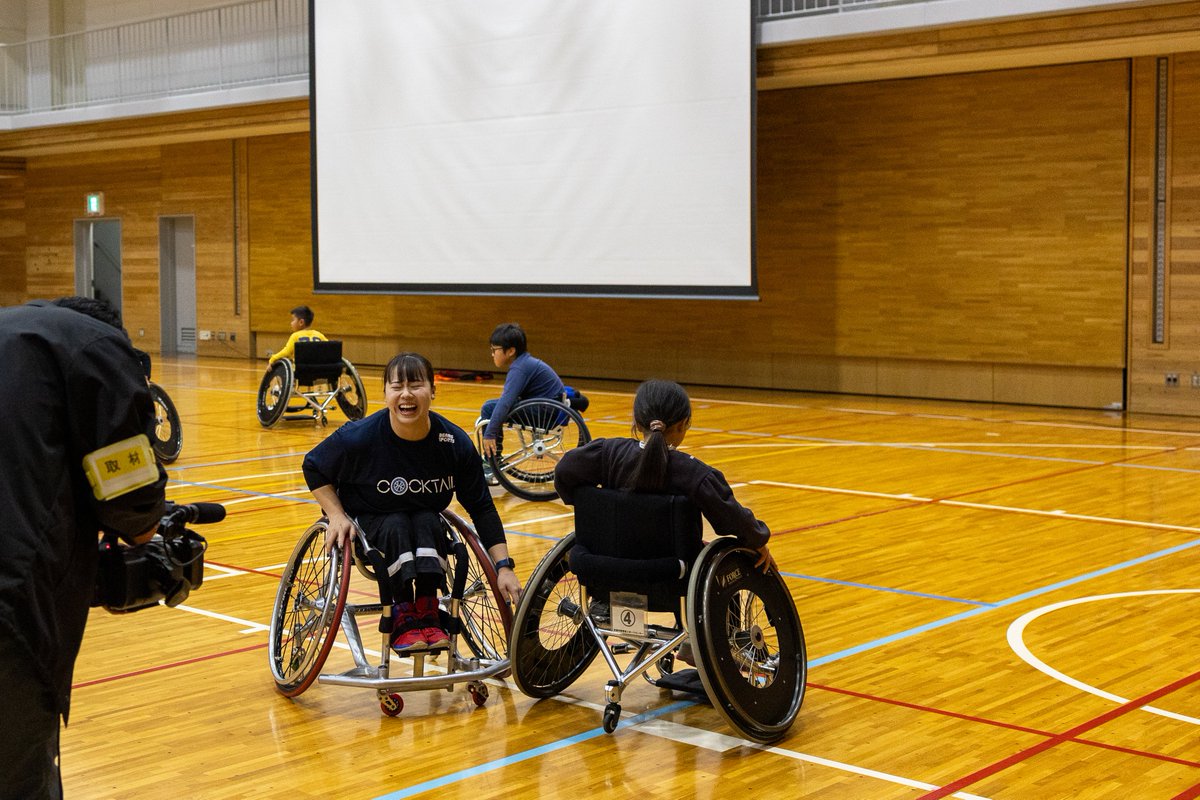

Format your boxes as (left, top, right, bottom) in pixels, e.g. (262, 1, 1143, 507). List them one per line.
(310, 0, 755, 298)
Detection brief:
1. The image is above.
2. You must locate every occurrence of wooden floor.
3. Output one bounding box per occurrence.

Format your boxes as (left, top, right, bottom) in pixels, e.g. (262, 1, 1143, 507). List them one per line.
(65, 356, 1200, 799)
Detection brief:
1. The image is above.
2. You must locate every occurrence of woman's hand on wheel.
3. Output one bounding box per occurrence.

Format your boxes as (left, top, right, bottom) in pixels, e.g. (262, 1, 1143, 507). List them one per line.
(754, 544, 777, 574)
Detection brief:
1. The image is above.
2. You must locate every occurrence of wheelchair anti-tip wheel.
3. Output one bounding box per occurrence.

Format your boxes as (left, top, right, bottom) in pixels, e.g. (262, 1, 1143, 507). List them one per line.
(687, 539, 806, 744)
(148, 381, 183, 463)
(257, 360, 294, 428)
(335, 359, 368, 421)
(489, 398, 590, 502)
(268, 521, 351, 697)
(509, 534, 601, 697)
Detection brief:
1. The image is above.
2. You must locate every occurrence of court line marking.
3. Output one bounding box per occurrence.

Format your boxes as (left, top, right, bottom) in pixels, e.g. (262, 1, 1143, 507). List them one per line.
(807, 682, 1200, 769)
(915, 667, 1200, 800)
(808, 535, 1200, 668)
(1007, 590, 1200, 726)
(752, 480, 1200, 536)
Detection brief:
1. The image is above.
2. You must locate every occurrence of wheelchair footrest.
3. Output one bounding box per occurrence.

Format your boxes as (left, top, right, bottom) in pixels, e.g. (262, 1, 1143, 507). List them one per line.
(654, 669, 708, 699)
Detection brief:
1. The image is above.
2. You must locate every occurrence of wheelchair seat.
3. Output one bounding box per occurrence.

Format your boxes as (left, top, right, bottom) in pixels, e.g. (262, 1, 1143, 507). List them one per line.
(570, 488, 703, 611)
(256, 339, 367, 427)
(509, 486, 806, 743)
(293, 339, 346, 387)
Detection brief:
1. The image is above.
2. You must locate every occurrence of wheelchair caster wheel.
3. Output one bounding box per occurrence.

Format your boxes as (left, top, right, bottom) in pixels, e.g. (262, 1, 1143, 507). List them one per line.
(467, 681, 489, 707)
(602, 703, 620, 733)
(380, 692, 404, 717)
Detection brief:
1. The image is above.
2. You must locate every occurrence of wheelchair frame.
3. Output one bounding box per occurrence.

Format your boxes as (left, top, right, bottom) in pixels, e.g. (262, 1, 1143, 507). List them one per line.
(474, 397, 591, 501)
(256, 342, 367, 428)
(509, 532, 806, 743)
(267, 510, 512, 716)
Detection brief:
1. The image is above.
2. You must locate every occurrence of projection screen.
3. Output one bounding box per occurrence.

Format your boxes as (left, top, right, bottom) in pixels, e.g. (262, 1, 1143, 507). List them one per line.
(310, 0, 755, 297)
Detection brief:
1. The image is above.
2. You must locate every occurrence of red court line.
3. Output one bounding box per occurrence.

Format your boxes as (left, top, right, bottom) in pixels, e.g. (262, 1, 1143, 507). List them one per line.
(809, 682, 1200, 769)
(73, 641, 268, 688)
(1171, 783, 1200, 800)
(915, 668, 1200, 799)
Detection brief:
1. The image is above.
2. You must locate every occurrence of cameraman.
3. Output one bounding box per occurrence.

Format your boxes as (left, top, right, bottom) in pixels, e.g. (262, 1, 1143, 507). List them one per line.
(0, 297, 167, 799)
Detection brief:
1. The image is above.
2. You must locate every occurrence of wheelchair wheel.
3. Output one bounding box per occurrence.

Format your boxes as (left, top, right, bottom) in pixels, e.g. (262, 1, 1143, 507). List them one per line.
(441, 512, 511, 662)
(148, 382, 183, 464)
(509, 534, 601, 697)
(489, 398, 590, 502)
(335, 359, 368, 421)
(687, 539, 806, 744)
(268, 521, 351, 697)
(257, 360, 294, 428)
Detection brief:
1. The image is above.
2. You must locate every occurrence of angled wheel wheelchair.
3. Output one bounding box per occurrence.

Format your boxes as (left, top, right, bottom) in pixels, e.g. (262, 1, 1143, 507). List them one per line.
(474, 397, 591, 501)
(267, 510, 512, 716)
(508, 487, 806, 743)
(257, 340, 367, 428)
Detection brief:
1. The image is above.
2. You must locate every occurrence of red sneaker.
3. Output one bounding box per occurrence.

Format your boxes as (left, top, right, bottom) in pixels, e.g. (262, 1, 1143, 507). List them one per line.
(415, 595, 449, 649)
(390, 602, 427, 654)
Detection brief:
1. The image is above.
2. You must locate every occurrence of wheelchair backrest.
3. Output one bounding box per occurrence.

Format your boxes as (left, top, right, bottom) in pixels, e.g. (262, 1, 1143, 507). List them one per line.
(293, 339, 344, 386)
(570, 486, 703, 609)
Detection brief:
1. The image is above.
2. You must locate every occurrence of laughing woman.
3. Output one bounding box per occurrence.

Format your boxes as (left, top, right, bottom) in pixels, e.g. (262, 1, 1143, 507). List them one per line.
(303, 352, 521, 654)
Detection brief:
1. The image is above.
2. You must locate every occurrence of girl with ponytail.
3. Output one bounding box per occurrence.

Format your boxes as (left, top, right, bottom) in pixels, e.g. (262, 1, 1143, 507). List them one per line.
(555, 379, 776, 572)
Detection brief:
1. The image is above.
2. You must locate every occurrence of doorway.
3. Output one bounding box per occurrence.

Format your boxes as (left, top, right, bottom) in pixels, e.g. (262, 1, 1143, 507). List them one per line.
(73, 219, 122, 312)
(159, 216, 197, 355)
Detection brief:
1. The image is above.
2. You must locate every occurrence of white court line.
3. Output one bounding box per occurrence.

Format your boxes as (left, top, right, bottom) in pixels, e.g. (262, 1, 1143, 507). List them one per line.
(1006, 591, 1200, 726)
(552, 697, 988, 796)
(168, 595, 987, 796)
(752, 480, 1200, 534)
(752, 480, 931, 503)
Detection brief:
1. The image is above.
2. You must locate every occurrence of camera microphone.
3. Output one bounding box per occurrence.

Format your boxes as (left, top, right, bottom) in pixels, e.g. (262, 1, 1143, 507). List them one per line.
(166, 502, 227, 525)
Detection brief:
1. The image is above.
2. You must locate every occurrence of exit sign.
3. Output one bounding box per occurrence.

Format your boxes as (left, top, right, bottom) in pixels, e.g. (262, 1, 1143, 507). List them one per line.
(86, 192, 104, 215)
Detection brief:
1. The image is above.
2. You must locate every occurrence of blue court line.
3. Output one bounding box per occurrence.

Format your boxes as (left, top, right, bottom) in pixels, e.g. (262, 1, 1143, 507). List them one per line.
(370, 701, 695, 800)
(782, 572, 995, 607)
(809, 534, 1200, 667)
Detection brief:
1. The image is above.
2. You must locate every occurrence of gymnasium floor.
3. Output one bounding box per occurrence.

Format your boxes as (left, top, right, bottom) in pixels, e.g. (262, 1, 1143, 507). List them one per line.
(65, 356, 1200, 799)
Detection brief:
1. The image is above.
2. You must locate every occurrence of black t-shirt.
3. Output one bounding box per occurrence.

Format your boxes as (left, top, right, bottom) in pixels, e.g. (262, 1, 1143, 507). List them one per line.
(554, 437, 770, 548)
(0, 302, 168, 719)
(302, 410, 506, 549)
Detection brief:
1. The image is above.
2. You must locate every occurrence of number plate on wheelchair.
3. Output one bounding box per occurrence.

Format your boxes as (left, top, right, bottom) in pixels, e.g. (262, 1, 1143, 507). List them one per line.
(609, 592, 648, 636)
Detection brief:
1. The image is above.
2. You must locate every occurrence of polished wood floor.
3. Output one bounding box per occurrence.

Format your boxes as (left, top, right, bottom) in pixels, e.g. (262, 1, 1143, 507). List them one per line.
(65, 356, 1200, 799)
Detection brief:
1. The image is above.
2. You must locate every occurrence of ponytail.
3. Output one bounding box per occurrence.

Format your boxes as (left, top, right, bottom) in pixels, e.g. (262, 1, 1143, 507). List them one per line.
(624, 381, 691, 493)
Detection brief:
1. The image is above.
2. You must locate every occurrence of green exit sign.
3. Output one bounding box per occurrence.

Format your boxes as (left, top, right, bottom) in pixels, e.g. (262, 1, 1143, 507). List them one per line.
(86, 192, 104, 215)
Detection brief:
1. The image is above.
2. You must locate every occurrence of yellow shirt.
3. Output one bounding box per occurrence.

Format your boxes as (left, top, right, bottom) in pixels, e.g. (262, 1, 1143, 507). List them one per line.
(269, 328, 327, 365)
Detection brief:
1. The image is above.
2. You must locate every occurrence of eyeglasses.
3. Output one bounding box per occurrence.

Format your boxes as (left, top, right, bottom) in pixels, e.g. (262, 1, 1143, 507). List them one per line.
(489, 346, 504, 354)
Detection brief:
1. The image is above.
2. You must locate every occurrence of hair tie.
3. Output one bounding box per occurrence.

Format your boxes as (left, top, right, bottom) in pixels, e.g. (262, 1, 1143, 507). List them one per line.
(648, 420, 665, 433)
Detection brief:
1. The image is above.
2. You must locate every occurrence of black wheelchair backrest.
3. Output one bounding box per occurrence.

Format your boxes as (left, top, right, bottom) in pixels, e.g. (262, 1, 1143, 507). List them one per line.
(570, 486, 703, 608)
(293, 339, 344, 386)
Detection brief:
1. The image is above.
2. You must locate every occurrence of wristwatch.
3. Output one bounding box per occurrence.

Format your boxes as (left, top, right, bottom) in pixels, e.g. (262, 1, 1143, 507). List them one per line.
(494, 557, 516, 571)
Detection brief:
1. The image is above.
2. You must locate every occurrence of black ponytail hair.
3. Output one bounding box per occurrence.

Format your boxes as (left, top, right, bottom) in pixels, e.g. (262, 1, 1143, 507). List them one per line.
(624, 379, 691, 492)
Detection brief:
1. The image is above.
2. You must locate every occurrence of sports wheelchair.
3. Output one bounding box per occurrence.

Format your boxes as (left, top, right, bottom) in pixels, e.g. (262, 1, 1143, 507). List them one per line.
(474, 397, 590, 501)
(257, 340, 367, 428)
(267, 510, 512, 716)
(508, 487, 806, 743)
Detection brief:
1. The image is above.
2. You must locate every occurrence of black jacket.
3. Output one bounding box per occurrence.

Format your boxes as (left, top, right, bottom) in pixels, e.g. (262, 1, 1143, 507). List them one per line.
(0, 302, 167, 721)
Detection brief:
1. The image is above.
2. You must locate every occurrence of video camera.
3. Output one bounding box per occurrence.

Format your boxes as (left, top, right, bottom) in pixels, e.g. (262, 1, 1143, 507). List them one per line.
(93, 501, 225, 613)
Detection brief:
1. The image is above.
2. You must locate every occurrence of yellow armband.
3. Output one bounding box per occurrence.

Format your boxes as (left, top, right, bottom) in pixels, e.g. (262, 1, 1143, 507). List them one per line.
(82, 434, 159, 500)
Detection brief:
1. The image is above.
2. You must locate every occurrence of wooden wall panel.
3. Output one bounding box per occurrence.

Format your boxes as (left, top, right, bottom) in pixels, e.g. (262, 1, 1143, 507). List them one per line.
(758, 0, 1200, 90)
(0, 158, 26, 307)
(1128, 52, 1200, 414)
(238, 61, 1128, 409)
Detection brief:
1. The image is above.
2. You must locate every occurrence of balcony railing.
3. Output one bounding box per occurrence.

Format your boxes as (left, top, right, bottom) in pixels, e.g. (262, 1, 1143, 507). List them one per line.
(0, 0, 308, 115)
(0, 0, 1122, 118)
